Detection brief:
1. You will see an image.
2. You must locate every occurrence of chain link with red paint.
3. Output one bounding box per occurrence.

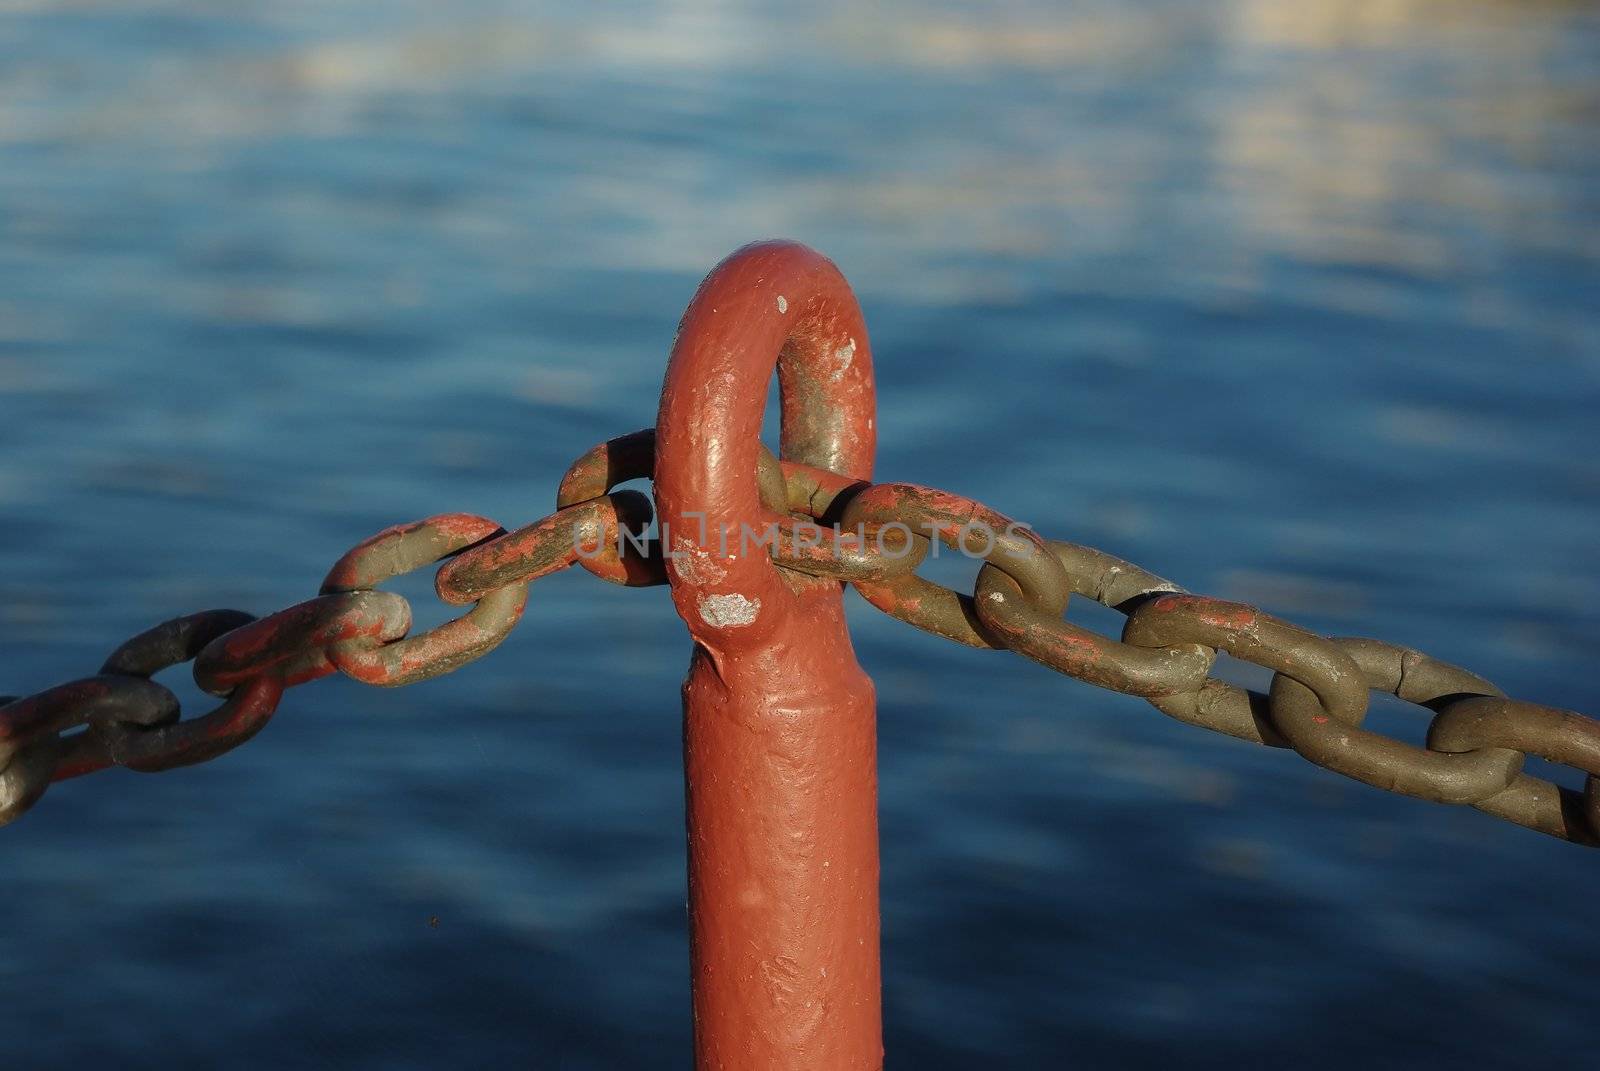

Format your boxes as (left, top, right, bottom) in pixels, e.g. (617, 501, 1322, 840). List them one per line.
(0, 490, 641, 823)
(770, 466, 1600, 848)
(4, 430, 1596, 846)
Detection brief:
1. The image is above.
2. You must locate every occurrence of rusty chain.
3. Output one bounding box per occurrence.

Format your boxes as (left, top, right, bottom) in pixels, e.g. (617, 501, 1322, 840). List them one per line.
(4, 428, 1596, 847)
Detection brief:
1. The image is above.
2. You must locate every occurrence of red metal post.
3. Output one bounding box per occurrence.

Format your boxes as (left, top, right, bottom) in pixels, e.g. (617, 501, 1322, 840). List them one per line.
(655, 241, 882, 1070)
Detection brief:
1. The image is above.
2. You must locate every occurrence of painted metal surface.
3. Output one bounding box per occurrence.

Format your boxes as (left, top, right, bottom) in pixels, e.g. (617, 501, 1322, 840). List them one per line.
(653, 240, 883, 1070)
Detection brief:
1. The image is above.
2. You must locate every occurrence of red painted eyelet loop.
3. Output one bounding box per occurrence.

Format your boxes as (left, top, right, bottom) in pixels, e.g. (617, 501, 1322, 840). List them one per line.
(655, 240, 877, 648)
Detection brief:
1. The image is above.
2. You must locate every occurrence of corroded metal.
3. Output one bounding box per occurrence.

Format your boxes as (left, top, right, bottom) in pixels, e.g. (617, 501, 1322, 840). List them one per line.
(0, 674, 177, 819)
(6, 235, 1597, 854)
(654, 240, 883, 1071)
(435, 493, 655, 599)
(322, 513, 528, 686)
(0, 733, 63, 825)
(0, 612, 286, 821)
(194, 590, 412, 695)
(0, 675, 178, 765)
(1120, 595, 1343, 746)
(765, 514, 928, 582)
(89, 611, 285, 774)
(1270, 637, 1521, 804)
(974, 541, 1211, 697)
(1430, 696, 1600, 844)
(841, 482, 1069, 648)
(3, 236, 1599, 1071)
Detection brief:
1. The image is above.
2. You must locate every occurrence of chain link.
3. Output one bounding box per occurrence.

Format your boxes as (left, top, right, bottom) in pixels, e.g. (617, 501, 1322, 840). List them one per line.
(781, 470, 1600, 847)
(4, 431, 1595, 846)
(323, 513, 528, 685)
(0, 482, 633, 823)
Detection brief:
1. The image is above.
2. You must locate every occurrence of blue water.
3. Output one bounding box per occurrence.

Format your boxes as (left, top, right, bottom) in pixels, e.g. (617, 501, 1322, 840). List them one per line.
(3, 1, 1598, 1067)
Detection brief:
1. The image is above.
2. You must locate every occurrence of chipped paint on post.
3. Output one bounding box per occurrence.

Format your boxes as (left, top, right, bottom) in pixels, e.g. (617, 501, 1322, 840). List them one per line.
(698, 592, 761, 629)
(831, 337, 856, 381)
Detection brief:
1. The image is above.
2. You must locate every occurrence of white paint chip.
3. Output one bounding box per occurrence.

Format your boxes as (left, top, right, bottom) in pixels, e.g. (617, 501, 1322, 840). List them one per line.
(699, 593, 761, 628)
(987, 591, 1005, 602)
(776, 295, 788, 314)
(831, 338, 856, 381)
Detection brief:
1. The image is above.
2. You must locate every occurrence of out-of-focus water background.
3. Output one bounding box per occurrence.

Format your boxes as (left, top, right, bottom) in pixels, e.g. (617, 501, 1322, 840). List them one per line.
(2, 1, 1598, 1067)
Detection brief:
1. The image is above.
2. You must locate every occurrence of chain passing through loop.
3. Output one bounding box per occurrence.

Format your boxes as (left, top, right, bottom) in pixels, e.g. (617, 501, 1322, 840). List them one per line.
(555, 429, 672, 586)
(554, 428, 791, 587)
(5, 425, 1597, 847)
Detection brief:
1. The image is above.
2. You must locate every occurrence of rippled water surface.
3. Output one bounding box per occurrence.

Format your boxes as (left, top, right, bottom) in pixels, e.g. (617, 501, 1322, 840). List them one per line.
(3, 1, 1598, 1067)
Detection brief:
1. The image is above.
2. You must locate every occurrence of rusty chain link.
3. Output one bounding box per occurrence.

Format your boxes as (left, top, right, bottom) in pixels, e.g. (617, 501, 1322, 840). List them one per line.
(4, 428, 1596, 847)
(781, 473, 1600, 847)
(0, 489, 635, 823)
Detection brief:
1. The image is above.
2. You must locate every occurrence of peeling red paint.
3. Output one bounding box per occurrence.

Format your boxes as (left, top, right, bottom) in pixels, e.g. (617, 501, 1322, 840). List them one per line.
(194, 592, 411, 695)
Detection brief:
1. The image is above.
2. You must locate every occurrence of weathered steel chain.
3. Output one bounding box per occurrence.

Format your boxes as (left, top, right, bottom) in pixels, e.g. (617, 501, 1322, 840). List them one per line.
(770, 469, 1600, 849)
(0, 458, 654, 823)
(4, 429, 1596, 848)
